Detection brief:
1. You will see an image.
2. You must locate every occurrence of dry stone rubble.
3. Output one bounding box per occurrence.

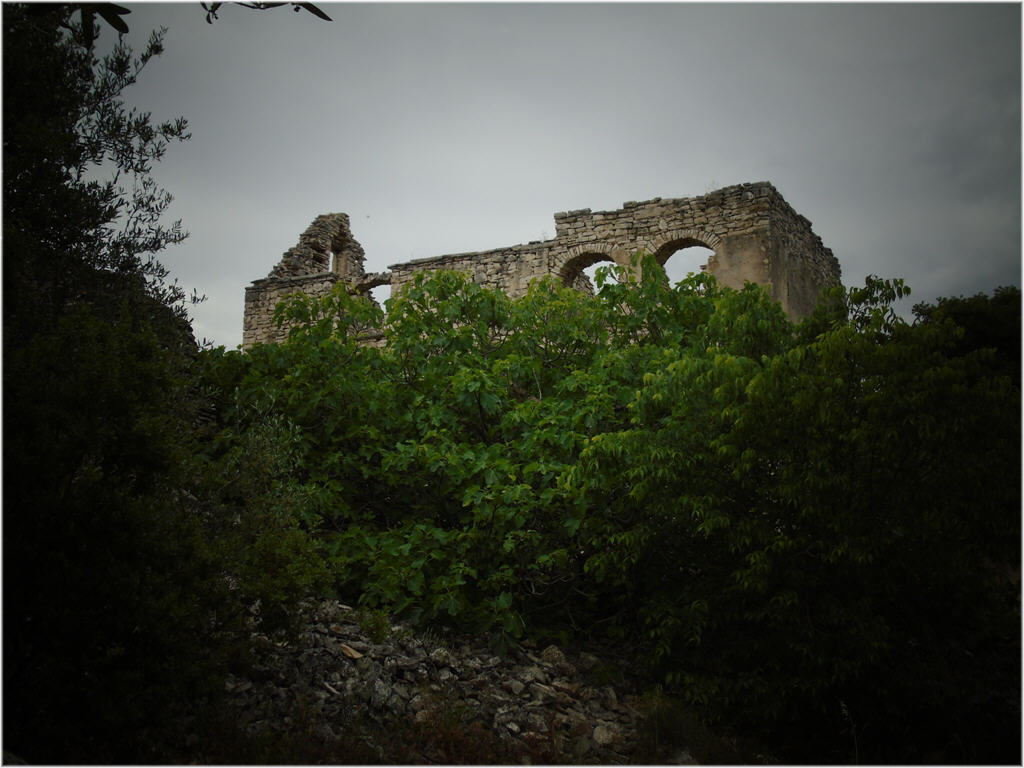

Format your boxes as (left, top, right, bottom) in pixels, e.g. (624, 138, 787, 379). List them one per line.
(223, 599, 654, 763)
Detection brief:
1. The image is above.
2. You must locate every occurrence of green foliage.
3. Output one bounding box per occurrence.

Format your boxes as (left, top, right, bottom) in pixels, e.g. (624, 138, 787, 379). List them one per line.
(913, 284, 1021, 383)
(202, 258, 1020, 763)
(352, 607, 394, 643)
(193, 402, 333, 633)
(568, 272, 1020, 762)
(3, 7, 205, 760)
(4, 302, 225, 761)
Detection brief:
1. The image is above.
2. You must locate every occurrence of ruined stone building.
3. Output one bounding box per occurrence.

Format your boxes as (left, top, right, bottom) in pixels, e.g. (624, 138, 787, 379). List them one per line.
(242, 181, 841, 348)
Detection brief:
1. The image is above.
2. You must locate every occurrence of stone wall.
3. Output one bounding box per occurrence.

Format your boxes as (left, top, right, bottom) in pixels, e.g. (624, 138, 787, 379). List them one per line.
(243, 272, 342, 347)
(242, 182, 840, 348)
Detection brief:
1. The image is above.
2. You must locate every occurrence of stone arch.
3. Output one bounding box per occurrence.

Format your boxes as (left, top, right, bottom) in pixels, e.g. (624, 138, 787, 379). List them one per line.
(643, 229, 721, 284)
(349, 272, 394, 313)
(354, 272, 391, 293)
(557, 243, 633, 292)
(646, 229, 721, 267)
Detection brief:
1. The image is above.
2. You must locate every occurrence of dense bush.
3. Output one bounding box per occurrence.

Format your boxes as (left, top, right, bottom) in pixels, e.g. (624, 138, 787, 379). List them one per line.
(200, 262, 1020, 763)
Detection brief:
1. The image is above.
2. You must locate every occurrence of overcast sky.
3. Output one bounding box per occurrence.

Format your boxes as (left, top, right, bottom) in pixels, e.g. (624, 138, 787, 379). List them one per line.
(116, 2, 1020, 349)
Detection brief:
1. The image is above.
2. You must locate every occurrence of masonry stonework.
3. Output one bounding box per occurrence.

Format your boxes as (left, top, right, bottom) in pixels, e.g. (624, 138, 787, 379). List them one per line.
(242, 182, 840, 348)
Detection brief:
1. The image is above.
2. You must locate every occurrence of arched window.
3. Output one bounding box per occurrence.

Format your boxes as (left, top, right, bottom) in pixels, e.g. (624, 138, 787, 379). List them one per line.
(662, 245, 715, 286)
(560, 251, 622, 295)
(369, 283, 392, 312)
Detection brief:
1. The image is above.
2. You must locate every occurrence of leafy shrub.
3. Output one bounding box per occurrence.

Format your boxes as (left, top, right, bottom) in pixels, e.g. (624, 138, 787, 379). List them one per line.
(200, 261, 1019, 763)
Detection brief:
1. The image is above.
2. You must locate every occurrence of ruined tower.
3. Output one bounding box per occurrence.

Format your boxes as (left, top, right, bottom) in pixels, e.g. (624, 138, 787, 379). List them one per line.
(242, 182, 841, 348)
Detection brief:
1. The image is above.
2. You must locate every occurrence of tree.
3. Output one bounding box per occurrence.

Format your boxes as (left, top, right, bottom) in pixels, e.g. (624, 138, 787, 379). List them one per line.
(4, 5, 196, 759)
(3, 3, 190, 346)
(3, 6, 328, 761)
(913, 285, 1021, 384)
(201, 1, 333, 24)
(569, 275, 1020, 762)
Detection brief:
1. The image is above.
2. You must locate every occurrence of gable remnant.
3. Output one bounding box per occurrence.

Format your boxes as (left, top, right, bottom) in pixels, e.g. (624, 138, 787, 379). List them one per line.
(242, 182, 840, 348)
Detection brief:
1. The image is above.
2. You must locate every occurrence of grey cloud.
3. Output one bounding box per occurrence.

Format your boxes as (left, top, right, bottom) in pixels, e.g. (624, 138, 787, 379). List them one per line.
(118, 3, 1018, 348)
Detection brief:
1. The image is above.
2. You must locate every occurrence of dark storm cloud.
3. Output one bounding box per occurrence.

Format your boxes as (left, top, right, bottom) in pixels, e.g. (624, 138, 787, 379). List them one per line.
(118, 3, 1019, 347)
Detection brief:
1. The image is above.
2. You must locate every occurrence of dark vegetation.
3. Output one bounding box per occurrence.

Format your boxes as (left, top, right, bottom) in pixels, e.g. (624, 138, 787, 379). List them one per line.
(4, 4, 1020, 763)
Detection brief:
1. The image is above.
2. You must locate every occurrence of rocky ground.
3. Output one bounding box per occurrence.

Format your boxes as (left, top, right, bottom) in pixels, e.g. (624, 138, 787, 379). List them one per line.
(213, 598, 704, 764)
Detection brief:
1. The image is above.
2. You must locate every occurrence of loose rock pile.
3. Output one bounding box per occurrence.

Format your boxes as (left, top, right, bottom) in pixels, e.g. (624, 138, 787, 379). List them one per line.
(221, 599, 673, 763)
